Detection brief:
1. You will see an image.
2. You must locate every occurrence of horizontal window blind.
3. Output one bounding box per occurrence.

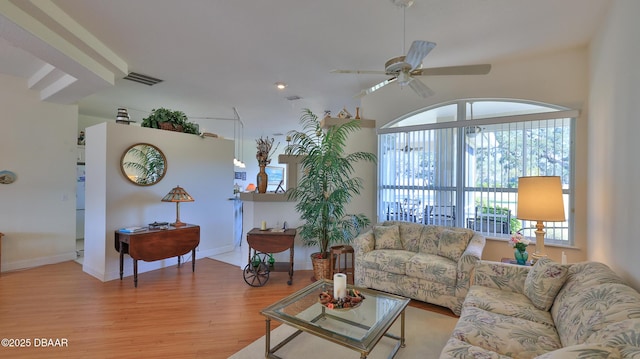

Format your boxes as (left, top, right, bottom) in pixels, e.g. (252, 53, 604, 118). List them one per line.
(378, 101, 574, 244)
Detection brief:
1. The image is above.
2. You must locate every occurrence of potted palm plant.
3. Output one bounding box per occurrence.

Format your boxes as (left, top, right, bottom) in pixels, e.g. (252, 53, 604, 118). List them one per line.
(287, 109, 376, 280)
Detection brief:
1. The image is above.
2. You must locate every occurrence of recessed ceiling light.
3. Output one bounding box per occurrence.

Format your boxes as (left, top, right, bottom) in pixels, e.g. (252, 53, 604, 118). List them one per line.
(275, 82, 287, 90)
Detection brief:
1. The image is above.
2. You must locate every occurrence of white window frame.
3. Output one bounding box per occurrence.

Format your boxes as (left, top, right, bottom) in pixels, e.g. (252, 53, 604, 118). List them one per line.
(377, 99, 577, 245)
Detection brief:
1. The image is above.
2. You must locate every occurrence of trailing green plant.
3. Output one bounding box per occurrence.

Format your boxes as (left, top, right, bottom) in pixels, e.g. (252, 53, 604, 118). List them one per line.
(181, 121, 199, 135)
(287, 109, 377, 258)
(141, 108, 199, 135)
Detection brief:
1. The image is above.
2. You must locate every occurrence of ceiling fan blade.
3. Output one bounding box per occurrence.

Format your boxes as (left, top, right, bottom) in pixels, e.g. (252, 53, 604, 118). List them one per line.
(404, 40, 436, 70)
(330, 69, 387, 75)
(407, 78, 434, 98)
(412, 64, 492, 76)
(356, 77, 397, 98)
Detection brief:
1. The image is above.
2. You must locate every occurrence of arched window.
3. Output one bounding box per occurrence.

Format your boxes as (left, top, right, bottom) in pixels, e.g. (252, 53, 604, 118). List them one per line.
(378, 99, 576, 244)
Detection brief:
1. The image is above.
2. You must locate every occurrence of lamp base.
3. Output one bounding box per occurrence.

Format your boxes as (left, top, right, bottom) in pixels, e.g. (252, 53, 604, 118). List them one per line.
(530, 222, 548, 264)
(171, 220, 187, 227)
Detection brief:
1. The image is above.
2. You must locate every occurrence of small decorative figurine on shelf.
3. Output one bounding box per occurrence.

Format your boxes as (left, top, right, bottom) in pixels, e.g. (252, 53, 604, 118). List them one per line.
(337, 107, 352, 119)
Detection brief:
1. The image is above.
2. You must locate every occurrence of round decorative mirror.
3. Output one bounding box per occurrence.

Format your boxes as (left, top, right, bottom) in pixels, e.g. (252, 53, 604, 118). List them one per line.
(120, 143, 167, 186)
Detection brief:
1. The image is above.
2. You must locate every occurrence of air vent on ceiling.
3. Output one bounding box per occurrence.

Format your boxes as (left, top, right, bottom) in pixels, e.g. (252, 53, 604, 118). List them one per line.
(286, 95, 302, 101)
(123, 72, 163, 86)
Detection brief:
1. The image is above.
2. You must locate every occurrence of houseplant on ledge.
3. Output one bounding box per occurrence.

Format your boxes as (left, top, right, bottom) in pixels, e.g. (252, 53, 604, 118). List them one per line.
(141, 108, 199, 135)
(286, 108, 376, 280)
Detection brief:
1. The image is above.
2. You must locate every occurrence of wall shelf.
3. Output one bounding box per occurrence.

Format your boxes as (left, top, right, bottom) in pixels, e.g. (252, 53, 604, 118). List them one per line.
(239, 192, 292, 202)
(320, 117, 375, 129)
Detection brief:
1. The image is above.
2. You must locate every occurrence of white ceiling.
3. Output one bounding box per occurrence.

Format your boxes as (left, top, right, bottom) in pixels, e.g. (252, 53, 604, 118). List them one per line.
(0, 0, 611, 138)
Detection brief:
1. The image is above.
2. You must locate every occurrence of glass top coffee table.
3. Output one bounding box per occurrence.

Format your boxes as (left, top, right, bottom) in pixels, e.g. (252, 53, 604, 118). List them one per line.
(261, 279, 410, 358)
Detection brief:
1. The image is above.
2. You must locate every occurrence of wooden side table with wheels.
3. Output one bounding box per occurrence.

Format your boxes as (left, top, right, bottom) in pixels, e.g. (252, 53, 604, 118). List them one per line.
(244, 228, 296, 287)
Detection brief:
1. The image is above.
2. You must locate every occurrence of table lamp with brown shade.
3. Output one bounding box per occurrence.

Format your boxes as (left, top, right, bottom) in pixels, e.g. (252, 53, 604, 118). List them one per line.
(516, 176, 565, 262)
(161, 185, 194, 227)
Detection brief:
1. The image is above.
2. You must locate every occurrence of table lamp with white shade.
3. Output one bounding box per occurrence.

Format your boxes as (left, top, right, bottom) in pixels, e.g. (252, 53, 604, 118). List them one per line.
(516, 176, 565, 262)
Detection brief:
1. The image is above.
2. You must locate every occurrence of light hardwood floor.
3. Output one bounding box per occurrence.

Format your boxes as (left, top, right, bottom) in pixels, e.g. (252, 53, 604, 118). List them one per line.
(0, 258, 455, 358)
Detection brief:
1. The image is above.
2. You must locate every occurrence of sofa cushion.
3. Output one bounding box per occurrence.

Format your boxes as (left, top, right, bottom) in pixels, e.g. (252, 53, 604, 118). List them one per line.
(358, 249, 414, 275)
(417, 225, 440, 255)
(534, 343, 622, 359)
(553, 264, 640, 347)
(440, 337, 513, 359)
(405, 253, 457, 286)
(382, 221, 426, 252)
(584, 319, 640, 356)
(437, 228, 471, 261)
(464, 286, 555, 328)
(399, 223, 424, 252)
(524, 258, 568, 311)
(373, 224, 403, 250)
(452, 306, 562, 358)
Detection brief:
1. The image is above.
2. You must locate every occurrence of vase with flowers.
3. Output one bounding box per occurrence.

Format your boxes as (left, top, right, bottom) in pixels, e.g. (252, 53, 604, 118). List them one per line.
(510, 231, 531, 265)
(255, 136, 279, 193)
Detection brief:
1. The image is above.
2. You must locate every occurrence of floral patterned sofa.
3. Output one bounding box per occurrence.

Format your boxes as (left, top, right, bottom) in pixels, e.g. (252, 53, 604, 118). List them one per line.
(440, 259, 640, 358)
(353, 221, 486, 315)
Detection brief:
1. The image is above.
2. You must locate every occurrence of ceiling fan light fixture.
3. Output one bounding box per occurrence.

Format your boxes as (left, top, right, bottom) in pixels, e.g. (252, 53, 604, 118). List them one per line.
(390, 0, 414, 7)
(397, 69, 412, 86)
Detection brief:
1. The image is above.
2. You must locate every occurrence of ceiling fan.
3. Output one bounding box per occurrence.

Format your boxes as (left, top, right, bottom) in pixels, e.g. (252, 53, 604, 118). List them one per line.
(331, 1, 491, 98)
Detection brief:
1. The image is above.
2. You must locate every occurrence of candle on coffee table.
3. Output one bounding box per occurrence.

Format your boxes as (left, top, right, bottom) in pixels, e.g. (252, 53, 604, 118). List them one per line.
(333, 273, 347, 299)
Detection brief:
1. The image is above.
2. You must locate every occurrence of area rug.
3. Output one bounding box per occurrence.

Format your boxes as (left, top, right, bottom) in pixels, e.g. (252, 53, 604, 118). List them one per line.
(228, 306, 458, 358)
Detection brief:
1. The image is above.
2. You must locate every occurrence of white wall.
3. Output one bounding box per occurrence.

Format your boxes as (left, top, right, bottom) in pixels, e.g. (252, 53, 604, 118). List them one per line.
(83, 122, 235, 281)
(588, 0, 640, 288)
(0, 73, 78, 271)
(362, 47, 590, 264)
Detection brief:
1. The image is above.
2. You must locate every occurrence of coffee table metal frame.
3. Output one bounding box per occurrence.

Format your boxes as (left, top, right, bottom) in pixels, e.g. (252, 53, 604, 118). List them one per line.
(261, 279, 410, 359)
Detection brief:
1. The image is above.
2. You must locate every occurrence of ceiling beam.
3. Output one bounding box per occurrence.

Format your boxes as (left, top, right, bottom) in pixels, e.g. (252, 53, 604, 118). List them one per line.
(0, 0, 128, 104)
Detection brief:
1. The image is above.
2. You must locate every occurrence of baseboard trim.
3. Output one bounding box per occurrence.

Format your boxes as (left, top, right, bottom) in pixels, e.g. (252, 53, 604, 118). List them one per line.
(1, 251, 77, 273)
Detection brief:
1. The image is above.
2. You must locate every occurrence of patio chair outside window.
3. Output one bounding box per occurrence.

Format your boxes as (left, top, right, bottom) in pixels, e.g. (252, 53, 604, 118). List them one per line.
(425, 205, 456, 227)
(467, 206, 512, 234)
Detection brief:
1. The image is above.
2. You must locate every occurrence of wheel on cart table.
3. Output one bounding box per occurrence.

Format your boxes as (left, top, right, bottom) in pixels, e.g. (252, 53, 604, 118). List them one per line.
(243, 253, 270, 287)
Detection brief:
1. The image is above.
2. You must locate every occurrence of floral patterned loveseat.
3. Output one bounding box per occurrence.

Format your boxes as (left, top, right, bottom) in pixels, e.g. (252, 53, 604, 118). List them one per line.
(440, 259, 640, 358)
(353, 221, 486, 315)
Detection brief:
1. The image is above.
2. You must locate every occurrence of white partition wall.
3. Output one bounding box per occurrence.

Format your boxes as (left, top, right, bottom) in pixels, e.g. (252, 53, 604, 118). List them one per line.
(83, 122, 234, 281)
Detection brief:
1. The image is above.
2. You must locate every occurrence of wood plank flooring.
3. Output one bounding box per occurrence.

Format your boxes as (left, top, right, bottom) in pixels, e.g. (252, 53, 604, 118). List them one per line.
(0, 258, 455, 358)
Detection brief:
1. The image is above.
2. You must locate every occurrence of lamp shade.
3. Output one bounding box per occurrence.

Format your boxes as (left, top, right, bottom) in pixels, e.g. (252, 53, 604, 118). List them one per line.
(161, 185, 194, 227)
(161, 185, 194, 203)
(517, 176, 565, 221)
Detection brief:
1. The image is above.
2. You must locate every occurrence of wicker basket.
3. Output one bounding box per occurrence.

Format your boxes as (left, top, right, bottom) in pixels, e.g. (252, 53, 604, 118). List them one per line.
(311, 254, 332, 281)
(159, 122, 183, 132)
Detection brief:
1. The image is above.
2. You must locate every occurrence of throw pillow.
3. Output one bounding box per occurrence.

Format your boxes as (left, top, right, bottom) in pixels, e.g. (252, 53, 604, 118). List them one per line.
(436, 229, 471, 261)
(524, 257, 569, 311)
(373, 225, 403, 250)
